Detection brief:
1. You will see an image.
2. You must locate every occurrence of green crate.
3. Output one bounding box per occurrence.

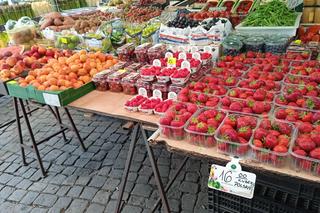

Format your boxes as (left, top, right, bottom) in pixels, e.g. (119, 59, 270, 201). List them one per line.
(7, 80, 95, 106)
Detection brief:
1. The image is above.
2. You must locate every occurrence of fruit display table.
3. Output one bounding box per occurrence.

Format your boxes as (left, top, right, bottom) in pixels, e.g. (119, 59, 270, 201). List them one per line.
(70, 90, 320, 212)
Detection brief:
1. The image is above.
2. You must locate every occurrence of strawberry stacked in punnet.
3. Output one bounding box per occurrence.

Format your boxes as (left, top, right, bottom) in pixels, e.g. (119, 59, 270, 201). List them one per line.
(215, 114, 258, 156)
(159, 102, 198, 140)
(291, 124, 320, 175)
(185, 109, 226, 147)
(251, 119, 294, 167)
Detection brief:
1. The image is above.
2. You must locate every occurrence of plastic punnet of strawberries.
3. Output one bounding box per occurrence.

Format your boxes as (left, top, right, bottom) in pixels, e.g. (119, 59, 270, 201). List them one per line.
(159, 102, 198, 140)
(185, 109, 226, 147)
(291, 123, 320, 176)
(215, 114, 258, 156)
(251, 119, 294, 167)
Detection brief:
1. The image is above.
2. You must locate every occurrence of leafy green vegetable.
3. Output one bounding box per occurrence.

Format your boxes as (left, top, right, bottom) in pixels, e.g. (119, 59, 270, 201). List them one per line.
(243, 0, 297, 27)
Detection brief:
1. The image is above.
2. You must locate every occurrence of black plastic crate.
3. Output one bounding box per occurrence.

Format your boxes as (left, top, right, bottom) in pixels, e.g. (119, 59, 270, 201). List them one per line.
(208, 163, 320, 213)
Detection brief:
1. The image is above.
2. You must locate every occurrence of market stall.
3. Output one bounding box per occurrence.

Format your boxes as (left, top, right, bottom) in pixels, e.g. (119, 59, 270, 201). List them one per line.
(0, 0, 320, 212)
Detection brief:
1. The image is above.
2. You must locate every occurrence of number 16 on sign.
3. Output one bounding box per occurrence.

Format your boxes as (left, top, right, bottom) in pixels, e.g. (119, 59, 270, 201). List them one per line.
(208, 159, 256, 199)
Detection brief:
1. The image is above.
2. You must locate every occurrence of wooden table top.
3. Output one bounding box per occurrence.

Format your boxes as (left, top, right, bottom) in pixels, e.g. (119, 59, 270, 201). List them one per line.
(70, 90, 320, 183)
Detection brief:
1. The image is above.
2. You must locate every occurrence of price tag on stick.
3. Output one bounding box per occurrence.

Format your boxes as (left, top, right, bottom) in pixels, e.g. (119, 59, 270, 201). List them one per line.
(208, 158, 256, 199)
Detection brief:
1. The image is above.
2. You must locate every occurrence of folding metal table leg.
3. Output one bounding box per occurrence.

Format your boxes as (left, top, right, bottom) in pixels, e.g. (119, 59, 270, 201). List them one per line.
(53, 107, 67, 142)
(140, 123, 170, 213)
(151, 156, 189, 212)
(115, 123, 140, 213)
(63, 107, 86, 151)
(18, 98, 46, 176)
(13, 97, 27, 166)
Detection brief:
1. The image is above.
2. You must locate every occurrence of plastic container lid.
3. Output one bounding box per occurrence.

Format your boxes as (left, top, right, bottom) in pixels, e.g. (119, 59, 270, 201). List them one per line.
(134, 42, 152, 52)
(265, 36, 288, 45)
(222, 38, 243, 50)
(121, 72, 140, 84)
(107, 69, 129, 82)
(117, 43, 135, 54)
(244, 36, 264, 45)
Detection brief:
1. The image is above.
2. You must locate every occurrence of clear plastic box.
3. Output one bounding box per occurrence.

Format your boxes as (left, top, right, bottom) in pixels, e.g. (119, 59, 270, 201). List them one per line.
(157, 67, 177, 83)
(124, 63, 143, 73)
(284, 74, 314, 85)
(92, 69, 115, 91)
(220, 96, 273, 117)
(147, 43, 167, 62)
(178, 90, 221, 108)
(170, 68, 190, 86)
(121, 72, 140, 95)
(289, 126, 320, 176)
(187, 82, 227, 96)
(124, 95, 148, 112)
(152, 82, 170, 100)
(227, 88, 275, 102)
(184, 108, 227, 147)
(134, 43, 152, 63)
(107, 69, 130, 92)
(139, 98, 162, 114)
(274, 94, 320, 111)
(274, 106, 320, 125)
(140, 65, 161, 82)
(238, 79, 282, 92)
(169, 84, 186, 95)
(136, 78, 153, 97)
(158, 102, 198, 140)
(250, 119, 295, 167)
(214, 113, 259, 157)
(282, 83, 320, 97)
(117, 43, 136, 61)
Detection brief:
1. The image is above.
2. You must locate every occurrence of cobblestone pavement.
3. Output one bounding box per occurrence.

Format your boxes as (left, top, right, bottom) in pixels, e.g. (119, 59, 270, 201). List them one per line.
(0, 96, 209, 213)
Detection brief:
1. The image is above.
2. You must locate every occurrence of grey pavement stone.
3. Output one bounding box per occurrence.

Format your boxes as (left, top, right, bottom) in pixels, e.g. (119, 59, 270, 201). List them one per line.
(20, 191, 39, 205)
(92, 151, 106, 161)
(0, 173, 14, 184)
(98, 166, 111, 176)
(65, 199, 89, 213)
(6, 176, 23, 187)
(21, 167, 37, 179)
(4, 163, 21, 173)
(33, 193, 58, 207)
(62, 167, 77, 176)
(92, 190, 110, 204)
(7, 189, 27, 202)
(63, 155, 79, 166)
(29, 207, 48, 213)
(89, 176, 107, 188)
(109, 169, 123, 179)
(76, 176, 91, 186)
(85, 203, 105, 213)
(132, 184, 153, 198)
(128, 195, 147, 207)
(110, 191, 129, 201)
(74, 158, 90, 168)
(16, 179, 33, 190)
(67, 185, 83, 197)
(49, 197, 72, 213)
(105, 200, 117, 212)
(0, 186, 15, 199)
(85, 161, 101, 170)
(181, 193, 197, 211)
(102, 178, 120, 191)
(80, 186, 98, 200)
(180, 182, 199, 194)
(28, 182, 48, 192)
(43, 184, 60, 194)
(122, 205, 142, 213)
(62, 175, 78, 186)
(56, 185, 70, 196)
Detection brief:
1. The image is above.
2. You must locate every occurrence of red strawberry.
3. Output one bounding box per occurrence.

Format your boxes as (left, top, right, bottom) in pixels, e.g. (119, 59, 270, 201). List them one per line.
(297, 137, 316, 151)
(273, 145, 288, 153)
(238, 126, 252, 140)
(170, 120, 184, 127)
(160, 117, 172, 125)
(311, 131, 320, 146)
(277, 122, 292, 135)
(254, 128, 268, 140)
(230, 102, 242, 111)
(294, 149, 307, 156)
(224, 115, 236, 127)
(310, 148, 320, 159)
(253, 89, 266, 101)
(265, 134, 277, 149)
(223, 128, 239, 142)
(260, 119, 271, 129)
(221, 97, 231, 106)
(252, 101, 265, 114)
(297, 122, 313, 133)
(187, 104, 198, 113)
(275, 109, 287, 119)
(207, 118, 219, 128)
(253, 139, 263, 148)
(196, 122, 208, 133)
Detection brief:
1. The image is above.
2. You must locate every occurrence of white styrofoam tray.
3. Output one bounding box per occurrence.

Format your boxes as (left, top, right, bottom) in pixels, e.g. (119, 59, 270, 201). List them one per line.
(235, 13, 302, 37)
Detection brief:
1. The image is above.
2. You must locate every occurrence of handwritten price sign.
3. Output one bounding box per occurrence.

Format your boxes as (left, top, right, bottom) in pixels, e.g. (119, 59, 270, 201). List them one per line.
(208, 160, 256, 199)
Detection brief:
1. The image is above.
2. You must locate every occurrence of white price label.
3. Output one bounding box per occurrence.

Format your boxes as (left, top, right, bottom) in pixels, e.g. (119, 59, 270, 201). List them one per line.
(152, 59, 161, 67)
(181, 61, 190, 69)
(190, 46, 198, 53)
(178, 52, 187, 60)
(168, 92, 177, 101)
(153, 89, 163, 100)
(208, 159, 256, 199)
(43, 93, 61, 107)
(165, 52, 173, 58)
(192, 52, 201, 61)
(138, 88, 148, 97)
